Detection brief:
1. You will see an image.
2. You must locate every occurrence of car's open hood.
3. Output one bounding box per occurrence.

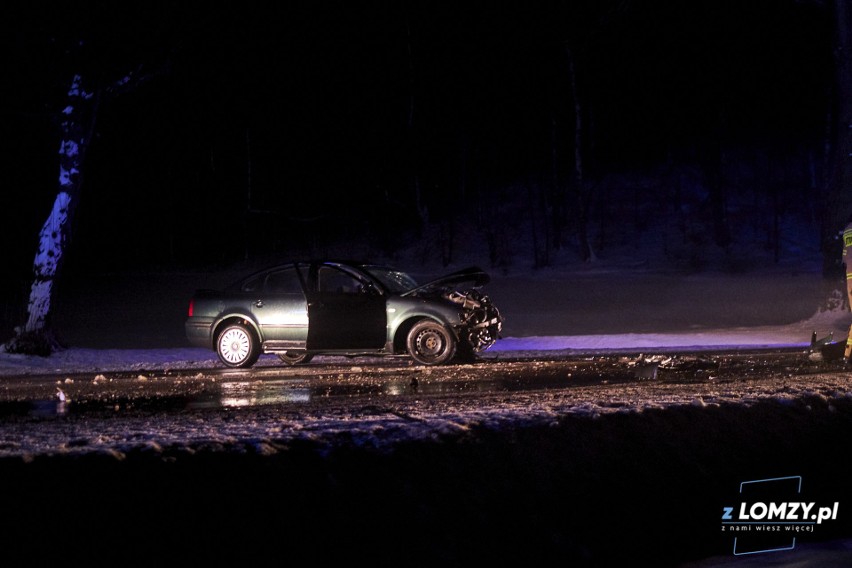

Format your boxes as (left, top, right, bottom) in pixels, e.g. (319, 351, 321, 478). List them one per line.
(401, 266, 490, 297)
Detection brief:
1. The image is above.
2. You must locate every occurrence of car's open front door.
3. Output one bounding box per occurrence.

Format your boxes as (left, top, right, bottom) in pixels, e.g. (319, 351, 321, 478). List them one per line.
(306, 264, 386, 350)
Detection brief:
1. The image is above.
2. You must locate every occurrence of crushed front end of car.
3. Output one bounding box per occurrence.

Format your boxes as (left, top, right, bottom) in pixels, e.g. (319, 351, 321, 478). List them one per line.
(402, 266, 503, 354)
(447, 288, 503, 353)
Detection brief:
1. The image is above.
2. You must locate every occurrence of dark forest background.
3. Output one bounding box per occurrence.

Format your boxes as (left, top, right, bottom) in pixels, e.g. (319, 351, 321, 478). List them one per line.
(1, 0, 850, 338)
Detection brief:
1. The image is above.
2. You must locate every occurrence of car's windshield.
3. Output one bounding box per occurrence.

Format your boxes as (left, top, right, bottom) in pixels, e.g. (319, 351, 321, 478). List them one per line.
(361, 266, 419, 294)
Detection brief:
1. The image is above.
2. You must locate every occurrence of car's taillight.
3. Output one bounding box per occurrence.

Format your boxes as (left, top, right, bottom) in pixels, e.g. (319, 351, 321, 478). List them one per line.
(188, 299, 194, 317)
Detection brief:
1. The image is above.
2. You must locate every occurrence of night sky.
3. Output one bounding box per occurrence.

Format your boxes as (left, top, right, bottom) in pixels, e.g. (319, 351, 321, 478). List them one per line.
(0, 1, 835, 278)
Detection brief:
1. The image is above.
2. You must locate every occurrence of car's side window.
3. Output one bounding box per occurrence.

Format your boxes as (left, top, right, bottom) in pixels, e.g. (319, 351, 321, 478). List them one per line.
(265, 268, 304, 294)
(318, 266, 361, 294)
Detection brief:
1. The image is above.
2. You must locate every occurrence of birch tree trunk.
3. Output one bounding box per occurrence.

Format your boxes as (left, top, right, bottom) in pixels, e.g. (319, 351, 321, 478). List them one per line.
(6, 75, 96, 354)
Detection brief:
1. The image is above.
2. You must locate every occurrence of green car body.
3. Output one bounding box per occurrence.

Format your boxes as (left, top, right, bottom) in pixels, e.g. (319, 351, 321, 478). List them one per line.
(185, 260, 503, 368)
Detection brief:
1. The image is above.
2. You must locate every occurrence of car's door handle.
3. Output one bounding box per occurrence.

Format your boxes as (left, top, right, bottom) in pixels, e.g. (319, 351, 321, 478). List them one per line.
(255, 300, 264, 308)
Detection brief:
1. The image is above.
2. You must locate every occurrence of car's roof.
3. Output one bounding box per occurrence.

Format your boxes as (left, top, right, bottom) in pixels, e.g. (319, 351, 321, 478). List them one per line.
(226, 259, 402, 282)
(224, 260, 488, 294)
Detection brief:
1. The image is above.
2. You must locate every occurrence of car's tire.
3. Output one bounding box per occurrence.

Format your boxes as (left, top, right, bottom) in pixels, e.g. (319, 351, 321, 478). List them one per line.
(277, 351, 313, 365)
(216, 324, 260, 368)
(406, 319, 456, 365)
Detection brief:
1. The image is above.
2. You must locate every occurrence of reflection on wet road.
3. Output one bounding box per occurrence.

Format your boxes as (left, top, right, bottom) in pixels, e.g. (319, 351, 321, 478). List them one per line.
(0, 347, 841, 419)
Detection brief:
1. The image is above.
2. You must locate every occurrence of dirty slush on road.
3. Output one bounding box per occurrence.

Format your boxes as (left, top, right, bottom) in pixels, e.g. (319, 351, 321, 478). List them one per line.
(0, 346, 844, 405)
(2, 348, 852, 566)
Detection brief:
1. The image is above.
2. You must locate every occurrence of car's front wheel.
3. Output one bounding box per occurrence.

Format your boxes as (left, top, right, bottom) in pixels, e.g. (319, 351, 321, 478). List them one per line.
(277, 351, 313, 365)
(406, 319, 456, 365)
(216, 324, 260, 368)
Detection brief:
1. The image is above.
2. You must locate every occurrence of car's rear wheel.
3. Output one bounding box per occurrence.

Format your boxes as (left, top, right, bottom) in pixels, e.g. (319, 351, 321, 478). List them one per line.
(406, 320, 456, 365)
(216, 324, 260, 368)
(277, 351, 313, 365)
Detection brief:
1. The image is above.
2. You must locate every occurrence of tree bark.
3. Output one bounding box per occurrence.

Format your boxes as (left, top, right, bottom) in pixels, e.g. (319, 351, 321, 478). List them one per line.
(7, 75, 97, 354)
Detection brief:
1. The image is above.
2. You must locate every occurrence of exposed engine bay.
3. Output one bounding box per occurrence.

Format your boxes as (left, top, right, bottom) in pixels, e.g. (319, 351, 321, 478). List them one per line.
(447, 289, 503, 352)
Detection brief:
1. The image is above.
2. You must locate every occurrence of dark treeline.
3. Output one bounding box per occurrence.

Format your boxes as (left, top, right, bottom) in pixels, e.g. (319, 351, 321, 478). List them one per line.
(0, 0, 842, 278)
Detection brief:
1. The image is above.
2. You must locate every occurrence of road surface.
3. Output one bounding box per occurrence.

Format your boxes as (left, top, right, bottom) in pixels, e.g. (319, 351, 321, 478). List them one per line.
(2, 347, 851, 567)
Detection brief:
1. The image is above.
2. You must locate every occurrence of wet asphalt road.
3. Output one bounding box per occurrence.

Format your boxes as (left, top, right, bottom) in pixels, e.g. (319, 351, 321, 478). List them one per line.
(0, 346, 844, 412)
(3, 346, 852, 566)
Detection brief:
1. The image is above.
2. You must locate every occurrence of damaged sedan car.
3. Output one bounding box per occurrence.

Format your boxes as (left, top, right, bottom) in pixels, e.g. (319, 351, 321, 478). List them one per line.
(185, 260, 503, 368)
